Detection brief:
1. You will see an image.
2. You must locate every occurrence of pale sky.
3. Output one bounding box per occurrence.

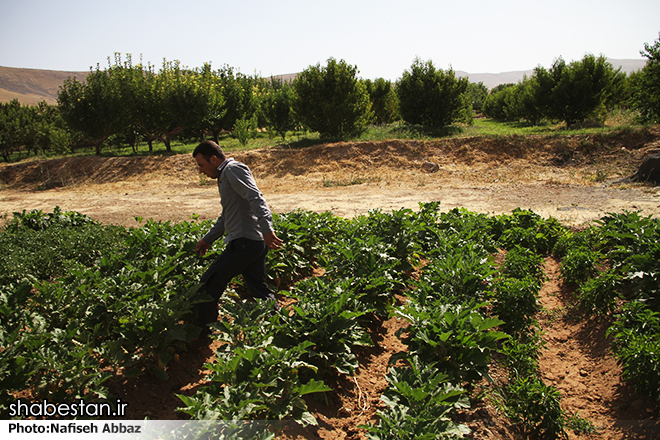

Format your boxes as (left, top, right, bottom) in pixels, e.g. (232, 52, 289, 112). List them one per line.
(1, 0, 658, 81)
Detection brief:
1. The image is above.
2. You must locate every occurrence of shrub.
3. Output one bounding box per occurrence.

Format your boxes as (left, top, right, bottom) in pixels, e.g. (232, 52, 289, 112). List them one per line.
(576, 270, 624, 315)
(559, 246, 600, 286)
(504, 376, 567, 439)
(292, 58, 373, 138)
(363, 356, 470, 439)
(396, 300, 507, 384)
(396, 58, 469, 127)
(491, 276, 541, 337)
(608, 301, 660, 401)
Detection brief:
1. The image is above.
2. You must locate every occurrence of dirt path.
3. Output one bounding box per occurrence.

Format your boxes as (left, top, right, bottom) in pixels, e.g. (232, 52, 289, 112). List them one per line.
(537, 257, 660, 439)
(2, 131, 660, 228)
(1, 163, 659, 229)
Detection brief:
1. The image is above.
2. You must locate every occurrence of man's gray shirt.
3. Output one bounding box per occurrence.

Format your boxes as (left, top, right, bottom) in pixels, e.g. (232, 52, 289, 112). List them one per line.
(202, 158, 274, 245)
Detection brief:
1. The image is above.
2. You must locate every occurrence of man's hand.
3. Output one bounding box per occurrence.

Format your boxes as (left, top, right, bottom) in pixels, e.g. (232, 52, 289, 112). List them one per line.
(264, 231, 284, 250)
(195, 238, 211, 257)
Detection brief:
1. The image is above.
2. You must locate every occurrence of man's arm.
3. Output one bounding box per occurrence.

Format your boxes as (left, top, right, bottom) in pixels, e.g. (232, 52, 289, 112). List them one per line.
(195, 238, 211, 257)
(197, 216, 225, 256)
(263, 230, 284, 250)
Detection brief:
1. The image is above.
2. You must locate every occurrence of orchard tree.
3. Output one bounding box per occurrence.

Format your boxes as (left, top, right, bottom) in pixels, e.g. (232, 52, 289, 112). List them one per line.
(0, 100, 26, 161)
(58, 54, 215, 153)
(24, 101, 71, 156)
(465, 81, 489, 114)
(633, 33, 660, 123)
(196, 63, 226, 143)
(293, 58, 373, 138)
(0, 100, 72, 161)
(262, 77, 296, 140)
(58, 66, 123, 155)
(490, 83, 516, 95)
(484, 77, 544, 125)
(103, 54, 151, 152)
(517, 76, 545, 125)
(140, 60, 210, 151)
(534, 54, 622, 127)
(364, 78, 398, 124)
(214, 66, 260, 134)
(106, 58, 210, 152)
(482, 84, 519, 122)
(396, 58, 469, 127)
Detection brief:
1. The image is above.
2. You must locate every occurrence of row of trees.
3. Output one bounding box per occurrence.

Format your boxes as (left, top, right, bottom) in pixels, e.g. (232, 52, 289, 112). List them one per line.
(0, 100, 74, 162)
(1, 34, 659, 161)
(57, 56, 260, 154)
(483, 35, 660, 127)
(0, 56, 471, 158)
(482, 55, 628, 126)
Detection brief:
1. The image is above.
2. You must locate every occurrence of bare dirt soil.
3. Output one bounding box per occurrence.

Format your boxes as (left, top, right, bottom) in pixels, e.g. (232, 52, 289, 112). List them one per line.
(2, 130, 660, 438)
(536, 257, 660, 439)
(2, 131, 660, 229)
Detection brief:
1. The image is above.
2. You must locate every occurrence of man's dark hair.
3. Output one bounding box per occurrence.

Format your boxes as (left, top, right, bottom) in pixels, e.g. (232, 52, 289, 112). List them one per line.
(193, 140, 226, 162)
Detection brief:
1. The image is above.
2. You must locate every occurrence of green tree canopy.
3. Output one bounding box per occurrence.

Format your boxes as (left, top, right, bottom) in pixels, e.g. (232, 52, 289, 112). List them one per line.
(292, 58, 373, 139)
(634, 33, 660, 123)
(534, 54, 622, 127)
(58, 65, 124, 155)
(142, 60, 210, 151)
(196, 63, 227, 143)
(214, 66, 260, 134)
(0, 100, 70, 161)
(465, 82, 489, 113)
(58, 55, 215, 153)
(396, 58, 469, 127)
(364, 78, 398, 125)
(262, 77, 296, 140)
(483, 85, 520, 122)
(482, 77, 542, 125)
(0, 100, 26, 161)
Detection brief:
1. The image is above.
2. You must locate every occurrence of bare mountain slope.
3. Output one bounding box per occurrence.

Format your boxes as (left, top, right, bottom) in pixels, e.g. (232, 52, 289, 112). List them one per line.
(456, 58, 647, 89)
(0, 66, 88, 105)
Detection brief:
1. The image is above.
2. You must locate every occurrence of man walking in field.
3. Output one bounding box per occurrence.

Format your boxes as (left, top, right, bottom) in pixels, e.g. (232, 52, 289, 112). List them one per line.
(192, 140, 283, 327)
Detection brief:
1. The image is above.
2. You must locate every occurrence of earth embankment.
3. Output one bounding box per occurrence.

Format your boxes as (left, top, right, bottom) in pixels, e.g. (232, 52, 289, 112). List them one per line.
(1, 130, 659, 227)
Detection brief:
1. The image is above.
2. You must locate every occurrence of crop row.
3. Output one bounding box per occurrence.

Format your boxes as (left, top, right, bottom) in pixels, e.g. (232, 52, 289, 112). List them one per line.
(1, 205, 658, 439)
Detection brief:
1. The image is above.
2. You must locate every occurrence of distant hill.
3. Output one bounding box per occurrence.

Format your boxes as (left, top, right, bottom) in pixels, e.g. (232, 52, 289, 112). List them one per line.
(456, 58, 647, 89)
(0, 66, 89, 106)
(0, 59, 648, 106)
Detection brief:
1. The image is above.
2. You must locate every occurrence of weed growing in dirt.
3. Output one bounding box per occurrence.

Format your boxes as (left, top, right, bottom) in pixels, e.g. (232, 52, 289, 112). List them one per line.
(566, 411, 598, 434)
(322, 175, 381, 187)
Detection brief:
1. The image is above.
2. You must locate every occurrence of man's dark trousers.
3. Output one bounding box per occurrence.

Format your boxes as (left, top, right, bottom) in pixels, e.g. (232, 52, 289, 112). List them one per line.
(196, 237, 274, 326)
